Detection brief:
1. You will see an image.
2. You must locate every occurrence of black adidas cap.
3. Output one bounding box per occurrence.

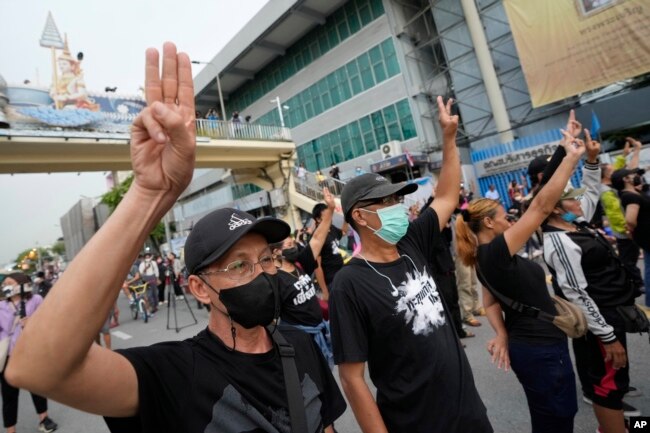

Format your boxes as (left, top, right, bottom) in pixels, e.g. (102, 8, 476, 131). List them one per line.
(184, 208, 290, 274)
(341, 173, 417, 219)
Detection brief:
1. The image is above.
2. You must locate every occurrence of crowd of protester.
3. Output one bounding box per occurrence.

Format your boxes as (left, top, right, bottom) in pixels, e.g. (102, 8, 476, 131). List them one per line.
(1, 43, 648, 433)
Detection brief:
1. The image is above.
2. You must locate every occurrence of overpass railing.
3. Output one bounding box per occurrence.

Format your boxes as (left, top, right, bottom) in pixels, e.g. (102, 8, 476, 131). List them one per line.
(196, 119, 292, 142)
(294, 171, 347, 201)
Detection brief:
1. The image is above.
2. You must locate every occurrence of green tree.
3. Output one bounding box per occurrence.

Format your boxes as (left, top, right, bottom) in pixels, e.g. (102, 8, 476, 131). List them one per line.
(101, 174, 134, 210)
(51, 240, 66, 257)
(101, 174, 167, 253)
(12, 247, 48, 274)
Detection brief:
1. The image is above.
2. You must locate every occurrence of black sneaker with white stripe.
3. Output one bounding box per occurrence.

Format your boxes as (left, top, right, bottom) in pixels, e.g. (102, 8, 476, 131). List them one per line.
(39, 416, 58, 432)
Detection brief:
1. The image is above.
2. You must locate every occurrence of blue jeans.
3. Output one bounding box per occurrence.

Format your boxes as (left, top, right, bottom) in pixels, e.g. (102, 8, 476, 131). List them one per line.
(509, 339, 577, 433)
(643, 250, 650, 307)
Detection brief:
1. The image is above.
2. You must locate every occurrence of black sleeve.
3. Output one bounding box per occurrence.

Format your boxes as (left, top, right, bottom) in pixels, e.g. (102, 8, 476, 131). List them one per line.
(476, 235, 513, 280)
(620, 192, 642, 208)
(329, 273, 369, 364)
(540, 145, 566, 187)
(104, 343, 194, 433)
(296, 244, 319, 275)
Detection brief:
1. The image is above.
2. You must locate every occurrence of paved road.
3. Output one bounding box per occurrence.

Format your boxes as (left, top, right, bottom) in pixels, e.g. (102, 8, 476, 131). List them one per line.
(12, 280, 650, 432)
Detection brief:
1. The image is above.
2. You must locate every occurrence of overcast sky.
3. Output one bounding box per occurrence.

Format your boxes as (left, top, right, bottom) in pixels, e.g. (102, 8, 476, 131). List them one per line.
(0, 0, 268, 266)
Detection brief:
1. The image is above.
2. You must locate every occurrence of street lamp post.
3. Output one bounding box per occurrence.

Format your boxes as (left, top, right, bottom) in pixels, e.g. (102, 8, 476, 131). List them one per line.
(271, 96, 285, 128)
(270, 96, 289, 128)
(191, 60, 226, 120)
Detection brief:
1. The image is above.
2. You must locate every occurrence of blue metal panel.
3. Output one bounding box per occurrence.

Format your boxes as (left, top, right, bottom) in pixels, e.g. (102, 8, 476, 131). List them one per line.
(471, 128, 584, 209)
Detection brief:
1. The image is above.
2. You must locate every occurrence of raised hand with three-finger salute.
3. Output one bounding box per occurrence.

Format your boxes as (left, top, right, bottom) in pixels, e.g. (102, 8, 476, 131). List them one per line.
(583, 129, 601, 164)
(558, 127, 586, 162)
(5, 43, 199, 420)
(437, 95, 459, 138)
(131, 42, 197, 214)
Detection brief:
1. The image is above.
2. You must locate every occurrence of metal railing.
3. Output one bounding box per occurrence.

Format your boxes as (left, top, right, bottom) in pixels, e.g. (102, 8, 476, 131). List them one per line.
(195, 119, 292, 142)
(294, 171, 347, 201)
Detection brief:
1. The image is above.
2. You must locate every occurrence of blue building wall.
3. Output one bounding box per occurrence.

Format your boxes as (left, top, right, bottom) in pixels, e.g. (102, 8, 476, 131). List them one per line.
(471, 129, 584, 209)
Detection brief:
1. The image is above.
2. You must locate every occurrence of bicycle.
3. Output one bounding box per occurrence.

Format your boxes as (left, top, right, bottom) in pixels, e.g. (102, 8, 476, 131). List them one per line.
(128, 282, 149, 323)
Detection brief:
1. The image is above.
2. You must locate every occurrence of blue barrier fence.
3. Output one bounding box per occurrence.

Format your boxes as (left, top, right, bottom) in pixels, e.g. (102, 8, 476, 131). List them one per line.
(471, 129, 584, 209)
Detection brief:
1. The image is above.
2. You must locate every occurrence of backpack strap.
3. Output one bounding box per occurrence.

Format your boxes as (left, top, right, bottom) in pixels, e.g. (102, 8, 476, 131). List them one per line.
(269, 327, 308, 433)
(475, 265, 556, 323)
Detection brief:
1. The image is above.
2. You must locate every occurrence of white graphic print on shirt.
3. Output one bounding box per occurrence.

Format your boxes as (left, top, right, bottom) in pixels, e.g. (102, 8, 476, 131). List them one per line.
(394, 266, 446, 335)
(330, 240, 340, 256)
(292, 274, 317, 306)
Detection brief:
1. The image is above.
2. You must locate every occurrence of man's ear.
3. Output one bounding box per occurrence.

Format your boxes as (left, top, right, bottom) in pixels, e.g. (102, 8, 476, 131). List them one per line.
(187, 275, 212, 305)
(351, 209, 368, 229)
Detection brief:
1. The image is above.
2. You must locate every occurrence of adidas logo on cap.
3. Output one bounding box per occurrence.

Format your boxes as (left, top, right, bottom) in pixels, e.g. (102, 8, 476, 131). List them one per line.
(228, 213, 252, 231)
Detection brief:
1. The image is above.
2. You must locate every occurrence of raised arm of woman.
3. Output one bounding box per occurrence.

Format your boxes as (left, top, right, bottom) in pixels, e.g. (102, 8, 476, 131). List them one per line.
(503, 130, 585, 256)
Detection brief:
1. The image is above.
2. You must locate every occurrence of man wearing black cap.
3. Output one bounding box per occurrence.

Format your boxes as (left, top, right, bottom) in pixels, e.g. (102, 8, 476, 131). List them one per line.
(329, 97, 492, 433)
(5, 43, 345, 433)
(527, 154, 552, 188)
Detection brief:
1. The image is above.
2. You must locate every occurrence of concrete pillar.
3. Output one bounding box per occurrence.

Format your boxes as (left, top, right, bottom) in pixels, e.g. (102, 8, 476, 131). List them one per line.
(460, 0, 514, 143)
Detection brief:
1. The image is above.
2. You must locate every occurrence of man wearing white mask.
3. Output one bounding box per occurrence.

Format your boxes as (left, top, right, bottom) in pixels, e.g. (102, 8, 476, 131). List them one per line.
(329, 97, 492, 433)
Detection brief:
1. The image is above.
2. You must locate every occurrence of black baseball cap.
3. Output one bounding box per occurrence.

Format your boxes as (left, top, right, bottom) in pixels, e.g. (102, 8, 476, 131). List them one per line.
(527, 155, 551, 184)
(341, 173, 418, 219)
(611, 168, 641, 190)
(184, 208, 290, 274)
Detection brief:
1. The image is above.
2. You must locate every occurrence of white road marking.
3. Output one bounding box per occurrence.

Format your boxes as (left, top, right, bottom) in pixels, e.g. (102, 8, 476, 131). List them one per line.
(111, 330, 133, 340)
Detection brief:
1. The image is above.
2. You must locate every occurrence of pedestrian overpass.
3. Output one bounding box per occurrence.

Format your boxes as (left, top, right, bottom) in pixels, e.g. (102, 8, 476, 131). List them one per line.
(0, 119, 336, 226)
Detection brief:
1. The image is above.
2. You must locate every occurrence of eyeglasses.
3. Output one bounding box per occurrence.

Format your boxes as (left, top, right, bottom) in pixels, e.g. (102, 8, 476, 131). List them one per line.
(200, 255, 277, 281)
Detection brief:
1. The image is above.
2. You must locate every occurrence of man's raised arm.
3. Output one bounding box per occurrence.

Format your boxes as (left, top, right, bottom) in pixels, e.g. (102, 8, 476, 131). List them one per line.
(6, 42, 197, 418)
(431, 96, 461, 227)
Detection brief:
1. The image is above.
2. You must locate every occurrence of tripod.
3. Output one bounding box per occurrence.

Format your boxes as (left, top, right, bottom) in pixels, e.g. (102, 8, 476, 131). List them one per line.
(165, 273, 198, 333)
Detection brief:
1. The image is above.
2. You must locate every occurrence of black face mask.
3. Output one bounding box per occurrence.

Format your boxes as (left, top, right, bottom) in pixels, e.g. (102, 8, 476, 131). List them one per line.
(633, 175, 643, 186)
(282, 246, 300, 262)
(202, 273, 280, 329)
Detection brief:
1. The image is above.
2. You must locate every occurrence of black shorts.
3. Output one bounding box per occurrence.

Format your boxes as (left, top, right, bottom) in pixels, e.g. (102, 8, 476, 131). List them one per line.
(572, 320, 628, 410)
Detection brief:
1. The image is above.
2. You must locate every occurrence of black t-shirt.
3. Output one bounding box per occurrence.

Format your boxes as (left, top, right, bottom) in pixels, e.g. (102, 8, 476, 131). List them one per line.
(330, 208, 491, 433)
(477, 234, 565, 344)
(279, 245, 323, 326)
(105, 327, 346, 433)
(619, 191, 650, 250)
(431, 224, 455, 274)
(319, 226, 344, 285)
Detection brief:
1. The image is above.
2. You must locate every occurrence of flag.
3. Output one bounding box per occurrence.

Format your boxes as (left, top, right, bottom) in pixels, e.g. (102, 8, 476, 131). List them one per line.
(405, 150, 415, 167)
(590, 110, 601, 138)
